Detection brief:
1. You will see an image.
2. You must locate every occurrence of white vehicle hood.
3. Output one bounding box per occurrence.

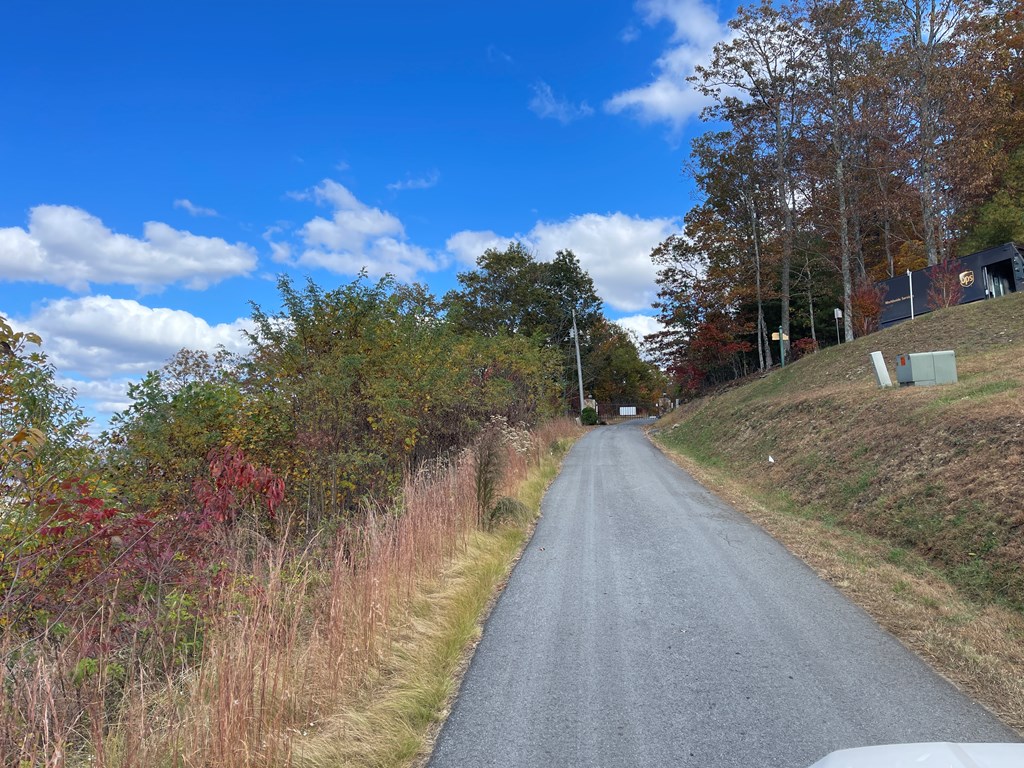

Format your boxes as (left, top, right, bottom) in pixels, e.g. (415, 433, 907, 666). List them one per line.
(809, 742, 1024, 767)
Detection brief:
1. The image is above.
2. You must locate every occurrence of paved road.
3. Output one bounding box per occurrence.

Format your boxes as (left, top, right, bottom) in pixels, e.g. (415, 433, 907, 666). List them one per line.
(428, 422, 1018, 768)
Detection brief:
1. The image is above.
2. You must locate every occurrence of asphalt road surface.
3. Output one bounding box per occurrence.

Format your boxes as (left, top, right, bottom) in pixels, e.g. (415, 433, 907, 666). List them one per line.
(428, 422, 1019, 768)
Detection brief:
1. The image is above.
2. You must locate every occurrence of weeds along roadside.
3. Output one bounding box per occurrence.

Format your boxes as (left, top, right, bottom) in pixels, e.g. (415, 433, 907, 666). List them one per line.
(1, 418, 581, 768)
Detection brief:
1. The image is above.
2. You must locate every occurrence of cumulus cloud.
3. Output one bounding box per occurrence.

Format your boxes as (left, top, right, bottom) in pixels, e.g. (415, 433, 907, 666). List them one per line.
(173, 198, 219, 217)
(386, 171, 440, 192)
(529, 213, 676, 312)
(446, 212, 678, 313)
(272, 179, 442, 281)
(0, 205, 257, 292)
(445, 230, 514, 267)
(529, 81, 594, 125)
(614, 314, 663, 342)
(605, 0, 729, 133)
(19, 295, 253, 380)
(56, 377, 134, 415)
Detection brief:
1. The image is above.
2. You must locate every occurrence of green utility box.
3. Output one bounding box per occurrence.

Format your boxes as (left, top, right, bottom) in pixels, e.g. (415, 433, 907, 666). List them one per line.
(894, 350, 958, 387)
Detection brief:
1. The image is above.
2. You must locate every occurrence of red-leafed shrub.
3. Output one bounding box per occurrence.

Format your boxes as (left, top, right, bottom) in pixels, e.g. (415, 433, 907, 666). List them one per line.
(790, 338, 819, 361)
(852, 281, 886, 337)
(928, 257, 965, 310)
(193, 446, 285, 532)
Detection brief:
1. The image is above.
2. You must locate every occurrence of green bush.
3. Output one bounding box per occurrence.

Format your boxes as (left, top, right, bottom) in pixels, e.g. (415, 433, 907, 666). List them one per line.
(580, 407, 599, 426)
(485, 496, 532, 530)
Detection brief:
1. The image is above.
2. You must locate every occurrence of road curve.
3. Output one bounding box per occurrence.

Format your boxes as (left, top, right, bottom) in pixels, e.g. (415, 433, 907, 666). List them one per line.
(428, 422, 1018, 768)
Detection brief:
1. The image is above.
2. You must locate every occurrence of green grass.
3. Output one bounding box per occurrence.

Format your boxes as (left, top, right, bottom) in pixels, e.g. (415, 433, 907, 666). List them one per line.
(926, 379, 1019, 407)
(838, 467, 876, 505)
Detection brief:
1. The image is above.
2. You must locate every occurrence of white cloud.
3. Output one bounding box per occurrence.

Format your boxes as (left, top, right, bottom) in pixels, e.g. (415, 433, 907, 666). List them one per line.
(529, 81, 594, 125)
(56, 377, 134, 415)
(0, 205, 257, 292)
(605, 0, 729, 133)
(614, 314, 663, 342)
(319, 179, 370, 209)
(173, 198, 219, 217)
(529, 213, 676, 312)
(621, 25, 641, 43)
(18, 295, 253, 380)
(302, 207, 403, 252)
(387, 171, 440, 192)
(273, 179, 443, 281)
(446, 213, 678, 313)
(445, 230, 513, 267)
(298, 238, 438, 280)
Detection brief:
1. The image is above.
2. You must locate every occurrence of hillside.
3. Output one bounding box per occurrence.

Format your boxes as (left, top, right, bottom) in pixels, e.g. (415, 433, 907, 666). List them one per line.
(655, 292, 1024, 609)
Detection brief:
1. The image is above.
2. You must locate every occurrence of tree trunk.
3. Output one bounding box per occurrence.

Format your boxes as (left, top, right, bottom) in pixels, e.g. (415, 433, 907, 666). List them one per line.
(775, 105, 794, 344)
(908, 0, 941, 265)
(805, 259, 817, 345)
(748, 190, 773, 370)
(836, 153, 855, 342)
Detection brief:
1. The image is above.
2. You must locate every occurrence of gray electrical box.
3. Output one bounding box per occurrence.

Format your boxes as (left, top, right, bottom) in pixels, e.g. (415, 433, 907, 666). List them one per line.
(894, 351, 958, 386)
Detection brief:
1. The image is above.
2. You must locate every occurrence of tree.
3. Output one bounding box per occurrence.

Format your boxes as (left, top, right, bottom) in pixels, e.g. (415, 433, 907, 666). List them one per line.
(687, 130, 778, 370)
(444, 242, 604, 407)
(692, 0, 811, 344)
(804, 0, 873, 341)
(246, 274, 560, 523)
(444, 243, 602, 346)
(649, 236, 755, 395)
(584, 320, 666, 407)
(0, 316, 92, 507)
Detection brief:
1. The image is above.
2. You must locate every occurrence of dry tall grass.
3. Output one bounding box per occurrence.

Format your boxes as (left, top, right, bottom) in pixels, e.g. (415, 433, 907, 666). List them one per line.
(1, 418, 579, 767)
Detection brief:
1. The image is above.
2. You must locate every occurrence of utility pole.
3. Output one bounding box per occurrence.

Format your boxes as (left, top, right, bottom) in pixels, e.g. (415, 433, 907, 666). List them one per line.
(571, 308, 585, 414)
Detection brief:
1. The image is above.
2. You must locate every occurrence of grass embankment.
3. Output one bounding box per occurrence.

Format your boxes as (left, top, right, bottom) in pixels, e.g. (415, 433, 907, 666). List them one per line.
(652, 293, 1024, 731)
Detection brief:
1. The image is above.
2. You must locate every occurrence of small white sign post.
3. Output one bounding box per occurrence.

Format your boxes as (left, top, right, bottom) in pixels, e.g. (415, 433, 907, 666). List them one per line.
(834, 307, 843, 343)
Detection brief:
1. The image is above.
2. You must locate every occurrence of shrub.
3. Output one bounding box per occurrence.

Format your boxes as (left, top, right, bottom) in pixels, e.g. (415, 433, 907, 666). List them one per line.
(473, 424, 506, 523)
(928, 256, 965, 310)
(790, 338, 819, 361)
(580, 407, 599, 426)
(851, 281, 886, 337)
(485, 496, 532, 529)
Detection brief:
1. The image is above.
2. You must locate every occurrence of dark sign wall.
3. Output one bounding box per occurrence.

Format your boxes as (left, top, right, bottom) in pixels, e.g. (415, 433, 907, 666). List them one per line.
(877, 243, 1024, 328)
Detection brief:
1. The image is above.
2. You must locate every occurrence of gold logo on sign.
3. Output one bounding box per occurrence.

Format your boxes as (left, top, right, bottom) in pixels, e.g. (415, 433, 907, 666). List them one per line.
(959, 270, 975, 287)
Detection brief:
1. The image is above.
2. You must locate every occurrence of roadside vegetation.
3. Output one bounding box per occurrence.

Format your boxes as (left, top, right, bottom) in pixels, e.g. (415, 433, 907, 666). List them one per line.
(652, 292, 1024, 731)
(1, 251, 660, 766)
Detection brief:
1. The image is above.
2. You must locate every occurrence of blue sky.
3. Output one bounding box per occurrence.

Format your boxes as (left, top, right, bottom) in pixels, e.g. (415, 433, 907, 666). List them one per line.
(1, 0, 737, 424)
